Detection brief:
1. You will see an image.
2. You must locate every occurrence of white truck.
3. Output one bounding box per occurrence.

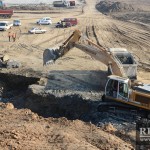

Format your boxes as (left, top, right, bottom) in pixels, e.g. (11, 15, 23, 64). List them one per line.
(107, 48, 137, 80)
(0, 21, 13, 31)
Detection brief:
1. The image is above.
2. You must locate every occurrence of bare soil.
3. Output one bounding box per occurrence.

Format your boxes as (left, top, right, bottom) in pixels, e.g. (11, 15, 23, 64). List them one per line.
(0, 0, 150, 149)
(0, 102, 133, 150)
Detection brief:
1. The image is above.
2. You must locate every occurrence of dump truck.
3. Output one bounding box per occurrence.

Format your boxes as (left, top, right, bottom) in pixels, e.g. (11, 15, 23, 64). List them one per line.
(107, 48, 137, 79)
(53, 0, 69, 7)
(43, 30, 150, 112)
(53, 0, 75, 7)
(0, 0, 14, 18)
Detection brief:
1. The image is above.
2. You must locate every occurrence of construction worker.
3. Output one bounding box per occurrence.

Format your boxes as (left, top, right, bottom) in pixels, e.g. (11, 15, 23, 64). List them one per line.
(82, 6, 84, 13)
(12, 33, 16, 42)
(62, 21, 66, 28)
(8, 31, 11, 42)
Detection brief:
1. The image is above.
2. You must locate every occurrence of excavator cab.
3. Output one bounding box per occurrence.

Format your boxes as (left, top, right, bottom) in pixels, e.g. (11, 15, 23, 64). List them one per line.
(105, 75, 130, 101)
(104, 75, 150, 111)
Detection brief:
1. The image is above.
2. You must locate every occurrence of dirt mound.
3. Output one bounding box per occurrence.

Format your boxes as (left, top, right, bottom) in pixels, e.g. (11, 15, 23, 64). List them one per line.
(96, 1, 134, 13)
(0, 102, 14, 110)
(104, 123, 117, 132)
(0, 102, 133, 150)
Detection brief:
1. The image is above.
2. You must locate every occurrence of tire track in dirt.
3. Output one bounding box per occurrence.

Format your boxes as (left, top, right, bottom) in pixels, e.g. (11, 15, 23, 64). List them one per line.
(92, 24, 109, 48)
(80, 17, 88, 35)
(112, 25, 149, 56)
(115, 20, 150, 36)
(95, 20, 118, 48)
(112, 22, 150, 48)
(113, 21, 150, 47)
(95, 18, 150, 57)
(106, 23, 143, 49)
(91, 19, 104, 46)
(85, 18, 103, 46)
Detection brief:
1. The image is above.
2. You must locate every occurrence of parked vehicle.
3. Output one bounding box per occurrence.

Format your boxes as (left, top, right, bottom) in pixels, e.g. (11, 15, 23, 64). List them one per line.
(56, 21, 71, 28)
(28, 27, 47, 34)
(36, 17, 52, 25)
(53, 0, 75, 7)
(56, 18, 77, 28)
(13, 20, 21, 26)
(0, 1, 14, 18)
(0, 21, 13, 31)
(63, 18, 77, 26)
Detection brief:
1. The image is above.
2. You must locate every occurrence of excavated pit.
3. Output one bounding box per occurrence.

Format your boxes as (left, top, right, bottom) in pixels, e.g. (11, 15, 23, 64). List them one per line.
(25, 91, 98, 120)
(0, 72, 139, 146)
(0, 73, 39, 92)
(0, 72, 101, 122)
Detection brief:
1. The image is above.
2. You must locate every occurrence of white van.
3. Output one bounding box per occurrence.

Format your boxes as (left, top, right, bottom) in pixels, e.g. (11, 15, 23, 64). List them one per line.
(36, 17, 52, 25)
(0, 21, 13, 31)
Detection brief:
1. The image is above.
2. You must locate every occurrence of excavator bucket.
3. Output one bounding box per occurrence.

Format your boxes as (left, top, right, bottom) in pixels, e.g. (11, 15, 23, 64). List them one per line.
(43, 48, 59, 66)
(43, 30, 82, 66)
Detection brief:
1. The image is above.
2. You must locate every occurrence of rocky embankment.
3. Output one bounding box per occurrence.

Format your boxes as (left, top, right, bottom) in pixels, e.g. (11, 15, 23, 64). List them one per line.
(0, 102, 134, 150)
(96, 1, 135, 13)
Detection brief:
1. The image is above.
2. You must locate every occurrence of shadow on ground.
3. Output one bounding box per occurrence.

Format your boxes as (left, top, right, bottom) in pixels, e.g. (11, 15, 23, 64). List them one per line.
(46, 70, 107, 92)
(0, 69, 107, 123)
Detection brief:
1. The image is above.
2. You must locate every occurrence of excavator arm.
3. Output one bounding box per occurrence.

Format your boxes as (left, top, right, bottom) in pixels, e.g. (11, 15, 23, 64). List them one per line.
(43, 30, 81, 65)
(43, 30, 126, 77)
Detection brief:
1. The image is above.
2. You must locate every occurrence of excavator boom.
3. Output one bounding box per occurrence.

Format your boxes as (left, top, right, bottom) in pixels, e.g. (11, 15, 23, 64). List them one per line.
(43, 30, 136, 78)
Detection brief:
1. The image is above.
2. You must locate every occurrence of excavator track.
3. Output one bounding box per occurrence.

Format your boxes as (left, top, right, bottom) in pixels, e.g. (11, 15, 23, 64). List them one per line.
(98, 98, 150, 120)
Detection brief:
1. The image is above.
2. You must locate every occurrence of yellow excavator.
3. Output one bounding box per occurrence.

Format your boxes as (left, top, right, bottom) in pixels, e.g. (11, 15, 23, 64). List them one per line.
(43, 30, 150, 111)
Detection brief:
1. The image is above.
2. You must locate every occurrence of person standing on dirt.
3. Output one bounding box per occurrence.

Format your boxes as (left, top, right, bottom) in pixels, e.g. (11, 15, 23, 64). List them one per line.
(62, 21, 66, 28)
(8, 32, 11, 42)
(12, 33, 16, 42)
(82, 6, 84, 13)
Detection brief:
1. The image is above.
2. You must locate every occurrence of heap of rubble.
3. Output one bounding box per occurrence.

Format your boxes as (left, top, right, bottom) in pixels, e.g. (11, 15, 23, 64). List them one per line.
(0, 54, 21, 69)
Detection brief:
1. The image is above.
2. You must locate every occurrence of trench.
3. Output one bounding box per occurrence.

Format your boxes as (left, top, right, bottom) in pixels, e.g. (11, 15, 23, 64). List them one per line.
(0, 73, 39, 107)
(25, 91, 96, 120)
(0, 73, 140, 146)
(0, 73, 99, 122)
(0, 73, 39, 92)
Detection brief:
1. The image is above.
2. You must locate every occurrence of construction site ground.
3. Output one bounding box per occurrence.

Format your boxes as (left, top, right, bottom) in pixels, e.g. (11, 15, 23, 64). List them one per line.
(0, 0, 150, 149)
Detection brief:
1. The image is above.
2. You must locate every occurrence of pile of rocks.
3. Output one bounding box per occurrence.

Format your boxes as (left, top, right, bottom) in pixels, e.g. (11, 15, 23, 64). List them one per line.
(0, 54, 21, 69)
(96, 1, 134, 13)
